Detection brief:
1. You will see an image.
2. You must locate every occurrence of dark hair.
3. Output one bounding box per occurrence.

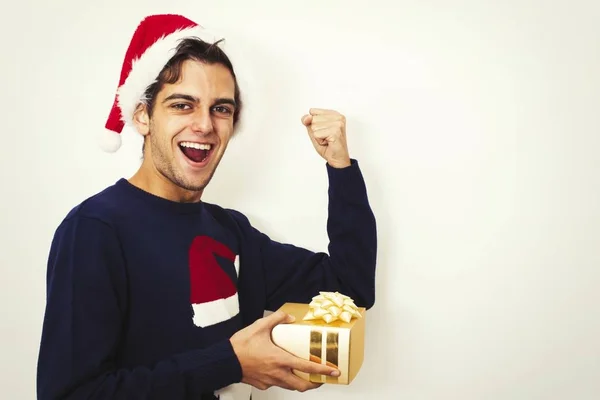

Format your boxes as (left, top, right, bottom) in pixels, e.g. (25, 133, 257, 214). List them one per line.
(141, 37, 242, 125)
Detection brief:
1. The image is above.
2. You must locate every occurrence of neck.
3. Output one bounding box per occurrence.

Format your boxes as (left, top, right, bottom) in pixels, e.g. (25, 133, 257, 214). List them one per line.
(129, 159, 203, 204)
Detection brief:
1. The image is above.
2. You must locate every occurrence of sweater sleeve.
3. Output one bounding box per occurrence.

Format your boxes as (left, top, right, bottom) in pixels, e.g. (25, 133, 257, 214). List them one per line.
(242, 159, 377, 311)
(37, 214, 242, 400)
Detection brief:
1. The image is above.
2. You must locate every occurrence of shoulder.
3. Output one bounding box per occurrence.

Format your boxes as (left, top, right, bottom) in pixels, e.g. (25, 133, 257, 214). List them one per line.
(48, 184, 129, 261)
(60, 182, 125, 229)
(47, 186, 129, 278)
(202, 203, 268, 245)
(202, 202, 253, 230)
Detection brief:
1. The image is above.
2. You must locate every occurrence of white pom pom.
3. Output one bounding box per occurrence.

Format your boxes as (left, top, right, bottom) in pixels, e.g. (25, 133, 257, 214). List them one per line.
(98, 129, 122, 153)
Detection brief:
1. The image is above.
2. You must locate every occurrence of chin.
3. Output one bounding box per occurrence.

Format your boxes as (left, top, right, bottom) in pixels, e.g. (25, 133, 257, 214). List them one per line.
(161, 141, 225, 193)
(174, 172, 213, 192)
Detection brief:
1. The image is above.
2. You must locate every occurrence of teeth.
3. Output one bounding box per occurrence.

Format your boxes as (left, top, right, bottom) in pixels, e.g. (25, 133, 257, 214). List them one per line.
(180, 142, 212, 150)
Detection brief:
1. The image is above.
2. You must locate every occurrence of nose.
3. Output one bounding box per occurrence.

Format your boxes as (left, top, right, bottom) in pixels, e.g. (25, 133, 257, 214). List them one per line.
(190, 108, 214, 134)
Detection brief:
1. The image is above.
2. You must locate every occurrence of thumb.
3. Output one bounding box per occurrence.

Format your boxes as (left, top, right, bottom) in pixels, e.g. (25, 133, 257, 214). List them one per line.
(261, 310, 296, 331)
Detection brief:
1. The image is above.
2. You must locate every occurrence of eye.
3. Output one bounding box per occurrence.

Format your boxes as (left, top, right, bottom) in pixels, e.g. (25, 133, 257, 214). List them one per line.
(171, 103, 192, 110)
(213, 105, 233, 115)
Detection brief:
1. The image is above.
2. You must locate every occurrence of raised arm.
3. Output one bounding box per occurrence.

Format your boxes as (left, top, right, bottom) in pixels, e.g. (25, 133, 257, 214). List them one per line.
(236, 158, 376, 312)
(234, 109, 377, 311)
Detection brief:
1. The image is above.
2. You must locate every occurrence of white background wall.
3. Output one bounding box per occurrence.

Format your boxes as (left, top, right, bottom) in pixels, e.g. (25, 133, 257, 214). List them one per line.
(1, 0, 599, 399)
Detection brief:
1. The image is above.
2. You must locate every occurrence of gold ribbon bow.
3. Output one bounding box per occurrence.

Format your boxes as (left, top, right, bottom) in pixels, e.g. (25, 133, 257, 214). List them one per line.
(303, 291, 362, 324)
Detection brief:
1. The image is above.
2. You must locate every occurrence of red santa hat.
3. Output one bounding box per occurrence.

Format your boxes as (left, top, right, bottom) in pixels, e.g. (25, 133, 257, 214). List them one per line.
(101, 14, 248, 152)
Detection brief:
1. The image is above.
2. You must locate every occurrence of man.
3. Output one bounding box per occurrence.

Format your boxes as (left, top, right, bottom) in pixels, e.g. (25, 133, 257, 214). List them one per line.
(36, 13, 377, 400)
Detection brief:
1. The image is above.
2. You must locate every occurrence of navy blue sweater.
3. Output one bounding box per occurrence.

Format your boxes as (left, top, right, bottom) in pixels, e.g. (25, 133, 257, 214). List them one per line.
(37, 159, 377, 399)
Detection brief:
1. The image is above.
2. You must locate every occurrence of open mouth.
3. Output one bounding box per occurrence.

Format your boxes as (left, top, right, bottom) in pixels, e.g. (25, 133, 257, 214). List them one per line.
(179, 141, 213, 164)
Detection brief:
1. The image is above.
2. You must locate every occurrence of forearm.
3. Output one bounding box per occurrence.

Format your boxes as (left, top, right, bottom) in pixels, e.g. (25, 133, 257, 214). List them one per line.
(324, 159, 377, 308)
(38, 339, 241, 399)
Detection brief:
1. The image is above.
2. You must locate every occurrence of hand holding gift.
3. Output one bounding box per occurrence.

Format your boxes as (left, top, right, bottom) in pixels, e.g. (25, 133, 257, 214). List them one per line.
(229, 310, 340, 392)
(271, 292, 367, 385)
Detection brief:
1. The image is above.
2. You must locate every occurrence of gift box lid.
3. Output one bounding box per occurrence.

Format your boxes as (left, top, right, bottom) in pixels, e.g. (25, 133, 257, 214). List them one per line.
(276, 302, 365, 329)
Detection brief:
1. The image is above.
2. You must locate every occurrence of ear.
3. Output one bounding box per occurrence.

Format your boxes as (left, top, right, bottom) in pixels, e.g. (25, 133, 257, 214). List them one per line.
(132, 103, 151, 136)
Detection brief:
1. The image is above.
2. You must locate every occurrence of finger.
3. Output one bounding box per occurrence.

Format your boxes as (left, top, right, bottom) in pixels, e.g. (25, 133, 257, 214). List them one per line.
(285, 354, 340, 377)
(310, 124, 342, 135)
(307, 131, 324, 148)
(277, 371, 323, 392)
(258, 310, 295, 331)
(309, 118, 345, 133)
(301, 114, 313, 126)
(310, 114, 345, 124)
(309, 108, 340, 116)
(309, 127, 339, 142)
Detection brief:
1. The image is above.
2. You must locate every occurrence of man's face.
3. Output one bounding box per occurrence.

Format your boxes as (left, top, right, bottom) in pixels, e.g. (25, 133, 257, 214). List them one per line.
(136, 59, 237, 194)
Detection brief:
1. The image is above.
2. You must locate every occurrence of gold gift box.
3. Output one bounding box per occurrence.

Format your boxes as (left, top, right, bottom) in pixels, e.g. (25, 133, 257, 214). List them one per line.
(271, 296, 366, 385)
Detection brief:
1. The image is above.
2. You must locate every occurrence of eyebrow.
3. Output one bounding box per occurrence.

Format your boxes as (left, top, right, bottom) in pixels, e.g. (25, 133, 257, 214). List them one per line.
(162, 93, 236, 108)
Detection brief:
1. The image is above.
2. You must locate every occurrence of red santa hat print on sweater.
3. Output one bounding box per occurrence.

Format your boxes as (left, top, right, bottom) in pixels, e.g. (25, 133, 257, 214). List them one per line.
(188, 236, 241, 328)
(101, 14, 248, 152)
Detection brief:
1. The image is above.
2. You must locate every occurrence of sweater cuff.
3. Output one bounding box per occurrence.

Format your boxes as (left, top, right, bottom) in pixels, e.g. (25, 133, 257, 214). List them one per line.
(326, 158, 359, 175)
(178, 338, 242, 391)
(326, 159, 368, 200)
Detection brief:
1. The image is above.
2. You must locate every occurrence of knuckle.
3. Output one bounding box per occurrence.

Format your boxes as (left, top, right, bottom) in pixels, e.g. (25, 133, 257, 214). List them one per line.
(273, 368, 286, 380)
(297, 382, 318, 392)
(298, 384, 311, 392)
(259, 377, 275, 391)
(266, 353, 282, 367)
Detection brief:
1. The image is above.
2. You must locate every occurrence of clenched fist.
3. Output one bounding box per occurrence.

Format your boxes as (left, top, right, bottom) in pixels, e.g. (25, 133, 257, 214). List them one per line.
(301, 108, 351, 169)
